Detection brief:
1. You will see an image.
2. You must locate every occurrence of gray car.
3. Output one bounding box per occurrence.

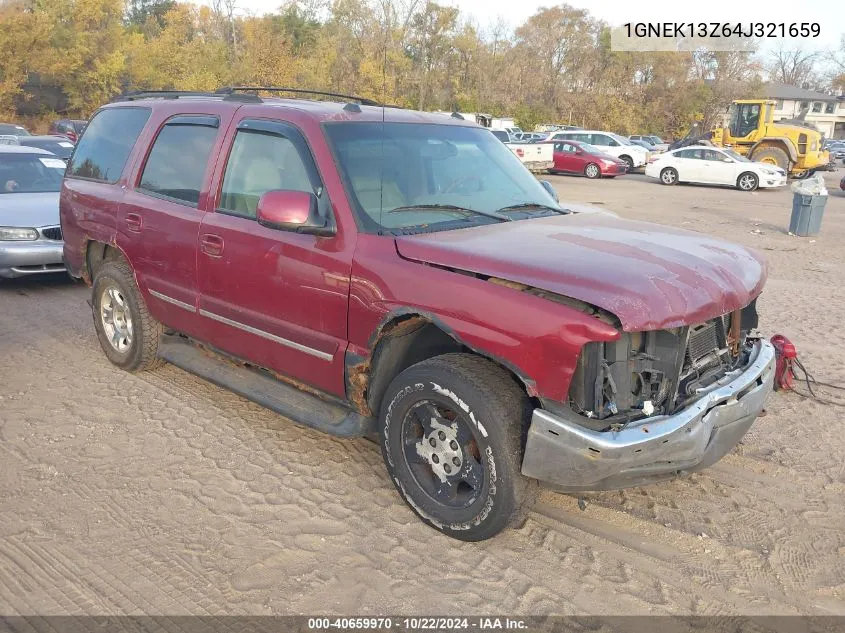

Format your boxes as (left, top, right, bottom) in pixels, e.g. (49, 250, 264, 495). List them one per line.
(0, 145, 66, 278)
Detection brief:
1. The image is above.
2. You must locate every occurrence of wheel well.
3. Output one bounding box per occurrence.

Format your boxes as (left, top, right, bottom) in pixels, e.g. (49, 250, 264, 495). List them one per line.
(85, 241, 124, 281)
(353, 314, 532, 418)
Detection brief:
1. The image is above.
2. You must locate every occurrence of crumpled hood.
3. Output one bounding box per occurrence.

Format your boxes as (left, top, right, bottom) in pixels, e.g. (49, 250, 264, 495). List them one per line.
(395, 213, 767, 332)
(0, 192, 60, 228)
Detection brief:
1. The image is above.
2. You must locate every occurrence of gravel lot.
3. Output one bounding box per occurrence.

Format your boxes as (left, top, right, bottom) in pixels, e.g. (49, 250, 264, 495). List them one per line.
(1, 169, 844, 616)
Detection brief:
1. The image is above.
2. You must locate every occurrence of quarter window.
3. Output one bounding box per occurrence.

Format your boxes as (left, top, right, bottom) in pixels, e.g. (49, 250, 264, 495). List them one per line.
(139, 118, 219, 205)
(219, 129, 314, 218)
(67, 107, 151, 183)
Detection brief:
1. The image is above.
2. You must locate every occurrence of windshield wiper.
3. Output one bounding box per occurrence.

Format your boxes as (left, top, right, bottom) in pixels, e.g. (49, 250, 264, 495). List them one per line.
(387, 204, 511, 222)
(496, 202, 569, 215)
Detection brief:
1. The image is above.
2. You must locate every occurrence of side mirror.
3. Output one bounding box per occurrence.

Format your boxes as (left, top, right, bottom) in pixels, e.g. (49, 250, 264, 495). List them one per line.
(575, 148, 584, 155)
(540, 180, 559, 203)
(256, 190, 334, 236)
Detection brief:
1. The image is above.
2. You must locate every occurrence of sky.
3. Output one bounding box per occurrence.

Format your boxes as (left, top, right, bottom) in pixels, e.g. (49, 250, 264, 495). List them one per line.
(219, 0, 844, 53)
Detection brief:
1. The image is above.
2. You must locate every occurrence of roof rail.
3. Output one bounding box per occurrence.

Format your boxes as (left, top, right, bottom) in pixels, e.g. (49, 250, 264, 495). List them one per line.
(219, 86, 381, 107)
(114, 90, 261, 103)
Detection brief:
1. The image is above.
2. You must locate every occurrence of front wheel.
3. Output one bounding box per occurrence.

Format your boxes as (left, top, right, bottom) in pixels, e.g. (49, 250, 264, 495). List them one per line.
(620, 155, 635, 171)
(737, 172, 759, 191)
(379, 354, 536, 541)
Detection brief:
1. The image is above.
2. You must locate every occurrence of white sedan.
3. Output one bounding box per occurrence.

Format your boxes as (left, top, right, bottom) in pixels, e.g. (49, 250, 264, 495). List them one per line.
(645, 145, 787, 191)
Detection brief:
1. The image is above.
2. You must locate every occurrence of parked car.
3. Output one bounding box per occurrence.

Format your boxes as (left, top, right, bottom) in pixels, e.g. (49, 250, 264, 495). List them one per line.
(0, 123, 31, 137)
(646, 146, 787, 191)
(49, 119, 87, 143)
(490, 129, 511, 143)
(840, 174, 845, 190)
(0, 145, 67, 278)
(16, 135, 75, 162)
(61, 90, 774, 541)
(546, 130, 650, 171)
(630, 134, 669, 151)
(826, 142, 845, 160)
(550, 140, 627, 178)
(629, 138, 657, 151)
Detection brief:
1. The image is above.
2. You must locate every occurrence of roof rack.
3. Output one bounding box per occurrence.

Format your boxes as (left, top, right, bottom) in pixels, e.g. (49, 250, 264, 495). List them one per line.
(218, 86, 381, 107)
(114, 90, 261, 103)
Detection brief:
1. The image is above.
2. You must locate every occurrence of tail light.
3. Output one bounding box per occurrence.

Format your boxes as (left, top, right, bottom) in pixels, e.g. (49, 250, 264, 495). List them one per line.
(515, 148, 524, 158)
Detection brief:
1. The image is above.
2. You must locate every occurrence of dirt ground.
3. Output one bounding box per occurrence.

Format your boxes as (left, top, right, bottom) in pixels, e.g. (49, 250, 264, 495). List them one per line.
(1, 169, 844, 617)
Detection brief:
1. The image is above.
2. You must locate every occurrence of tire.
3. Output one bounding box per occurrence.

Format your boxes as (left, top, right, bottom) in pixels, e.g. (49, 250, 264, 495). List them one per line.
(619, 155, 635, 171)
(379, 353, 537, 541)
(737, 172, 759, 192)
(584, 163, 601, 179)
(92, 259, 163, 372)
(750, 146, 789, 172)
(660, 167, 679, 185)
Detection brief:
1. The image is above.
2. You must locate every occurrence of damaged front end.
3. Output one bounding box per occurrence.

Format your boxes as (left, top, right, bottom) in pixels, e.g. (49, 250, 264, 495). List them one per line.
(566, 301, 760, 427)
(523, 298, 776, 491)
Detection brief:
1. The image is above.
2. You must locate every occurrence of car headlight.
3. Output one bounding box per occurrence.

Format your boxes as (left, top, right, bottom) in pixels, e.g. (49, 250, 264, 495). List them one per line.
(0, 227, 39, 241)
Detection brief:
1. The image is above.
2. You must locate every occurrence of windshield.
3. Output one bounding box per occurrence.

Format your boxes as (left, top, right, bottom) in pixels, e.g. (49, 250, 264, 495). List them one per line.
(0, 153, 65, 193)
(579, 143, 604, 154)
(0, 124, 30, 136)
(722, 148, 751, 163)
(648, 136, 664, 144)
(610, 133, 633, 146)
(325, 122, 561, 233)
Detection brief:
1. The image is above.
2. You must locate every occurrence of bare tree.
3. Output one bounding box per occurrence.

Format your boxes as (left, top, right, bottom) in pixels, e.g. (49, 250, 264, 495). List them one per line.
(767, 46, 821, 87)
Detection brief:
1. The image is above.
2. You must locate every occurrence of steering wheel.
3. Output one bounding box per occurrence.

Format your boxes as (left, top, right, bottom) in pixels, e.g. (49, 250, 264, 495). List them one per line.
(443, 174, 483, 194)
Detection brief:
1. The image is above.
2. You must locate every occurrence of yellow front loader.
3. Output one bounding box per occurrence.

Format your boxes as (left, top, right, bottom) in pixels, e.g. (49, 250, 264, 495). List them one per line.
(710, 100, 829, 177)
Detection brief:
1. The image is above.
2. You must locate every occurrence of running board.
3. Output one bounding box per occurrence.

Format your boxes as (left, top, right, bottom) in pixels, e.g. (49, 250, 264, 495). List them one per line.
(158, 336, 375, 438)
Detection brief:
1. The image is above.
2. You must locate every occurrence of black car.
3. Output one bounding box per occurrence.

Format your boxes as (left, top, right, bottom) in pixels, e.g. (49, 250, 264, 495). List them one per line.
(0, 123, 31, 136)
(17, 135, 75, 161)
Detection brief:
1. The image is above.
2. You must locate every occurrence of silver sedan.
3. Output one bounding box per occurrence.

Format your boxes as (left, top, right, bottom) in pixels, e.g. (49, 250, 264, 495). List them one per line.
(0, 145, 66, 278)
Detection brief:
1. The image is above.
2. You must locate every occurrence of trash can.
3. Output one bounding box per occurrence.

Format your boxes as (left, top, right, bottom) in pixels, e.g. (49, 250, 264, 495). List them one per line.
(789, 193, 827, 236)
(788, 174, 828, 237)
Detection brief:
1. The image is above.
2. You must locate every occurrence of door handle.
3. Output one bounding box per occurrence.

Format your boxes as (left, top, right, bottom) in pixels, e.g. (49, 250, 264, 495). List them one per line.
(126, 213, 142, 232)
(200, 233, 225, 257)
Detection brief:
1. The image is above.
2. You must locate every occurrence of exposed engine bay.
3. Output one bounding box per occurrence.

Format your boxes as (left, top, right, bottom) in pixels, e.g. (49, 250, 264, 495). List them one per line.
(568, 299, 760, 428)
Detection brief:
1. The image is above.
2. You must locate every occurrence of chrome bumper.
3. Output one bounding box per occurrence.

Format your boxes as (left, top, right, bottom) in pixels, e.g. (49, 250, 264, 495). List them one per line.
(0, 240, 65, 278)
(521, 339, 776, 491)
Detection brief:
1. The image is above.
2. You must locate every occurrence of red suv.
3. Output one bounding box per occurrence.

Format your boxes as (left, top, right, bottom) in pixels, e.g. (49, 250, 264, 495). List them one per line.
(60, 89, 775, 541)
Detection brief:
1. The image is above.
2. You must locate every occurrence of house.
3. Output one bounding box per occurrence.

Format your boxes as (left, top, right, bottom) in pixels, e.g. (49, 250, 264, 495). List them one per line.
(763, 82, 845, 140)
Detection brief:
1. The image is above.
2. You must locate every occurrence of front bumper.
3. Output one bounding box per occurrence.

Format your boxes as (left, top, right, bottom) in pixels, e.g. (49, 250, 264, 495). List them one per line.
(0, 239, 66, 278)
(521, 339, 775, 491)
(760, 174, 787, 188)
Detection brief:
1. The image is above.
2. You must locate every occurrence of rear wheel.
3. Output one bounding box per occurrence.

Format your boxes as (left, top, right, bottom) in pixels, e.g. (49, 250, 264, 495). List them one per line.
(737, 172, 759, 191)
(584, 163, 601, 179)
(379, 353, 536, 541)
(660, 167, 679, 185)
(750, 146, 789, 172)
(92, 260, 163, 371)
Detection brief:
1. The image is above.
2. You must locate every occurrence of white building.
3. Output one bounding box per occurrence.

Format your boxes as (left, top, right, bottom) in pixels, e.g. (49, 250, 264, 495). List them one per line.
(763, 82, 845, 140)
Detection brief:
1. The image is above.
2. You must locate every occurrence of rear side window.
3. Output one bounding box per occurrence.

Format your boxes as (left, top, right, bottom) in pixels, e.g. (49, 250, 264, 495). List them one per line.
(67, 108, 151, 182)
(139, 117, 219, 206)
